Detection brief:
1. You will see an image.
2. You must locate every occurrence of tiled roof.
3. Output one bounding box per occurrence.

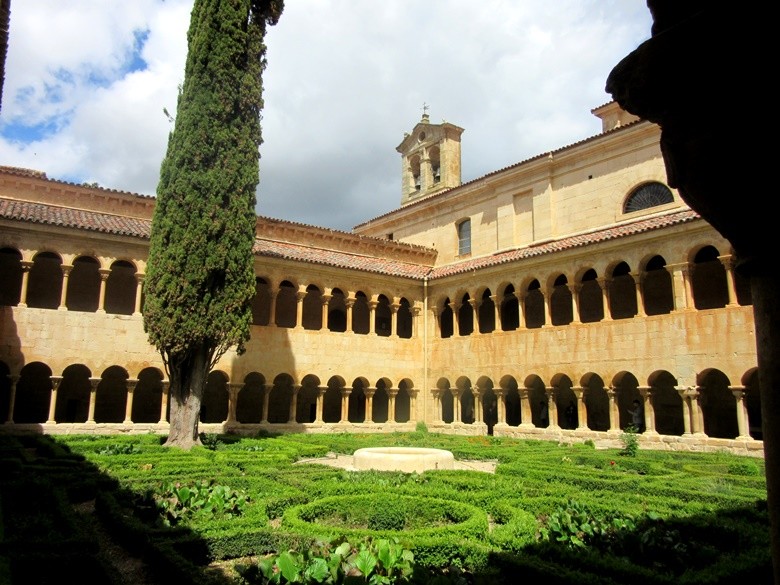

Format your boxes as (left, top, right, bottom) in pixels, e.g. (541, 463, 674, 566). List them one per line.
(429, 209, 701, 279)
(0, 195, 702, 281)
(0, 198, 152, 238)
(253, 239, 431, 279)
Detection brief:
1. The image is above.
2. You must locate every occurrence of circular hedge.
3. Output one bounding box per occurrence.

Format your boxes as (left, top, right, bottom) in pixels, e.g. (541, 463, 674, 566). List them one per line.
(282, 493, 488, 541)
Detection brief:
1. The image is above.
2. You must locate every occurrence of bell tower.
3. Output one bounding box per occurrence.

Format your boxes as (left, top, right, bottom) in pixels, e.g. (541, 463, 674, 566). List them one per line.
(396, 105, 463, 206)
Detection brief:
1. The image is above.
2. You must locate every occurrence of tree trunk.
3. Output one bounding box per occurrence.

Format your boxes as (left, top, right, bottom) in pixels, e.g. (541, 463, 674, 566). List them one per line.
(164, 343, 210, 449)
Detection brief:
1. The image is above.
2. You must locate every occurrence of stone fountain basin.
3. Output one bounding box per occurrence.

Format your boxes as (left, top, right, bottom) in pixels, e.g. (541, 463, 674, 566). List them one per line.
(352, 447, 455, 473)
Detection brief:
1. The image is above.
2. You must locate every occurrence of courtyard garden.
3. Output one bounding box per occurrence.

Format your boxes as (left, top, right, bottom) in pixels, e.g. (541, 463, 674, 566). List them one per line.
(0, 428, 771, 584)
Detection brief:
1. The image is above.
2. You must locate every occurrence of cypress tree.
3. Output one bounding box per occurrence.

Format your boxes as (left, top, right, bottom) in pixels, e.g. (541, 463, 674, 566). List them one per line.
(144, 0, 283, 449)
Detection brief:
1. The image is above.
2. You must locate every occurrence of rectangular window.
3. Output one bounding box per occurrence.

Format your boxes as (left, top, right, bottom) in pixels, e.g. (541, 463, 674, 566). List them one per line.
(458, 219, 471, 256)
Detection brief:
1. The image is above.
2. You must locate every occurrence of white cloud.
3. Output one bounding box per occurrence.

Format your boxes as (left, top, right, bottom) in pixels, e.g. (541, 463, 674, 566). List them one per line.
(0, 0, 653, 231)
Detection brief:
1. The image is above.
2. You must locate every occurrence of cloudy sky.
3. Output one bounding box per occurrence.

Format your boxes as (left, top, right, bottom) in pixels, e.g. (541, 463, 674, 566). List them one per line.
(0, 1, 653, 232)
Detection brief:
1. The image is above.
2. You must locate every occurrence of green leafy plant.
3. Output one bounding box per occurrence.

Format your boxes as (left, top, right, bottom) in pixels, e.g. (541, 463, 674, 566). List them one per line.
(97, 442, 141, 455)
(415, 421, 429, 434)
(149, 480, 249, 526)
(540, 499, 637, 550)
(619, 425, 639, 457)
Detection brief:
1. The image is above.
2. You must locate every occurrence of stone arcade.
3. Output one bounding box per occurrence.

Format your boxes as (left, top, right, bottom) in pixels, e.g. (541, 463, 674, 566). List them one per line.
(0, 103, 761, 456)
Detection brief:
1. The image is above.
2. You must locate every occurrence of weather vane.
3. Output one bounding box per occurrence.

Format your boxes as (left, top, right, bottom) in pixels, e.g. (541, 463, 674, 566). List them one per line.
(422, 102, 429, 117)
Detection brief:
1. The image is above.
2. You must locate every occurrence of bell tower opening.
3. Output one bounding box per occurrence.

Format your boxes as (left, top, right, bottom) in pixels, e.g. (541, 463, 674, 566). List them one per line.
(396, 106, 463, 206)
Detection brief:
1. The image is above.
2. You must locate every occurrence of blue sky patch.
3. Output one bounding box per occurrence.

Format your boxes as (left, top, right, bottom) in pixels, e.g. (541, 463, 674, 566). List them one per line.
(0, 118, 63, 143)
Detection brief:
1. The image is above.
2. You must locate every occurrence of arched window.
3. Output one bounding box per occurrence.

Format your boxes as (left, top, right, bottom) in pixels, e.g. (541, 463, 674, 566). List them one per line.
(623, 182, 674, 213)
(457, 219, 471, 256)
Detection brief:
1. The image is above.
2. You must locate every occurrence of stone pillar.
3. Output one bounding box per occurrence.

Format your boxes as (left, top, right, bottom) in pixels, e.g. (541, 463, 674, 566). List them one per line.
(573, 385, 587, 430)
(472, 387, 483, 424)
(452, 303, 461, 336)
(388, 388, 398, 422)
(320, 293, 332, 331)
(677, 387, 693, 435)
(495, 388, 506, 425)
(133, 273, 144, 316)
(58, 265, 73, 310)
(491, 295, 501, 331)
(469, 298, 479, 335)
(315, 386, 327, 423)
(289, 384, 300, 423)
(519, 388, 532, 427)
(47, 376, 63, 423)
(390, 300, 400, 337)
(631, 272, 647, 317)
(667, 263, 689, 312)
(409, 388, 418, 422)
(295, 289, 306, 329)
(18, 261, 32, 307)
(227, 383, 241, 423)
(123, 378, 138, 424)
(607, 387, 619, 432)
(682, 265, 695, 310)
(515, 291, 527, 329)
(597, 277, 612, 321)
(339, 388, 351, 422)
(689, 386, 705, 435)
(541, 289, 552, 328)
(432, 390, 441, 423)
(638, 386, 656, 434)
(730, 386, 752, 440)
(159, 381, 170, 424)
(260, 384, 273, 423)
(97, 268, 110, 313)
(452, 388, 462, 423)
(368, 300, 377, 334)
(5, 374, 19, 423)
(546, 387, 559, 429)
(87, 377, 100, 423)
(268, 287, 278, 326)
(364, 387, 376, 423)
(345, 297, 355, 333)
(569, 284, 582, 324)
(719, 255, 739, 306)
(412, 305, 421, 338)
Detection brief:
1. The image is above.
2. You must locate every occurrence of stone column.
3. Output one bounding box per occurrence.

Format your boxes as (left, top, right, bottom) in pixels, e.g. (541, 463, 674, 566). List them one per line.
(320, 293, 332, 331)
(227, 383, 241, 423)
(345, 297, 355, 333)
(546, 387, 558, 429)
(631, 272, 647, 317)
(315, 386, 327, 423)
(133, 273, 144, 316)
(18, 261, 33, 307)
(288, 385, 300, 423)
(260, 384, 272, 423)
(730, 386, 752, 440)
(158, 381, 170, 424)
(58, 265, 73, 310)
(5, 374, 19, 423)
(123, 378, 138, 424)
(391, 300, 400, 337)
(97, 268, 110, 313)
(87, 377, 100, 423)
(638, 386, 656, 434)
(597, 277, 612, 321)
(573, 385, 587, 430)
(295, 289, 306, 329)
(607, 387, 619, 432)
(388, 388, 398, 423)
(432, 390, 441, 423)
(667, 263, 689, 312)
(719, 255, 739, 306)
(412, 305, 421, 338)
(495, 388, 506, 425)
(268, 287, 278, 326)
(688, 386, 705, 435)
(364, 387, 376, 423)
(339, 388, 351, 422)
(519, 388, 533, 427)
(469, 298, 479, 335)
(682, 265, 695, 310)
(452, 303, 461, 336)
(569, 284, 582, 324)
(409, 388, 418, 422)
(472, 387, 483, 424)
(677, 387, 693, 435)
(541, 289, 552, 328)
(368, 300, 377, 334)
(47, 376, 63, 424)
(512, 291, 525, 329)
(491, 295, 501, 331)
(452, 388, 462, 423)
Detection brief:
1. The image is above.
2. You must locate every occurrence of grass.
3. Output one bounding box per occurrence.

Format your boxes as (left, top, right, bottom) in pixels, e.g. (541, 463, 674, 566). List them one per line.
(0, 431, 771, 584)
